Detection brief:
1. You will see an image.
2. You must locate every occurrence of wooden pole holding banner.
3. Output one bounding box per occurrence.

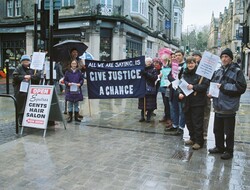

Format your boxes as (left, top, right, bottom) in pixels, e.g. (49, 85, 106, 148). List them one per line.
(194, 76, 203, 96)
(88, 99, 91, 116)
(144, 97, 146, 117)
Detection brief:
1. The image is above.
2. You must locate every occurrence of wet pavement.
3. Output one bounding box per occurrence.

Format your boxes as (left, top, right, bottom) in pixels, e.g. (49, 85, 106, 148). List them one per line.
(0, 77, 250, 190)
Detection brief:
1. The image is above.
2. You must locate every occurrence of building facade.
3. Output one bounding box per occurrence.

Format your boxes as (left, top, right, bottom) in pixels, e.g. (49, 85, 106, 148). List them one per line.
(208, 0, 250, 76)
(0, 0, 185, 68)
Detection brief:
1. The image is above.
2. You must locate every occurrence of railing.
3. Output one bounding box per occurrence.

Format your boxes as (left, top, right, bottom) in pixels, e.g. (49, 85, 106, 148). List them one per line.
(0, 94, 18, 134)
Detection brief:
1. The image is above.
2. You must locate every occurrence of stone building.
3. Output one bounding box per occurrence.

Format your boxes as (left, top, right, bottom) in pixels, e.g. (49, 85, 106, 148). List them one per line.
(208, 0, 247, 71)
(0, 0, 185, 68)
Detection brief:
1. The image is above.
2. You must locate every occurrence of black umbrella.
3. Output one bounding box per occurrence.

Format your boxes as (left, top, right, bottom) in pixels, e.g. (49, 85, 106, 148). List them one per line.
(53, 40, 88, 62)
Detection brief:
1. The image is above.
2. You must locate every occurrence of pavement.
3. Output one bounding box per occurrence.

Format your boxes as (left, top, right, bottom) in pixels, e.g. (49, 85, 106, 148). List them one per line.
(0, 76, 250, 190)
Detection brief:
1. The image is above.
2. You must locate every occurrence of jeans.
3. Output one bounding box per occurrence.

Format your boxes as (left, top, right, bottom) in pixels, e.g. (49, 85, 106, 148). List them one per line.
(169, 90, 185, 129)
(68, 101, 79, 112)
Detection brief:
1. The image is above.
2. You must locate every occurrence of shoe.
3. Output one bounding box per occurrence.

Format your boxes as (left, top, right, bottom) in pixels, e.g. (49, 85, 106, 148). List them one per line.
(175, 128, 184, 136)
(168, 128, 183, 136)
(221, 152, 233, 160)
(192, 143, 201, 150)
(139, 118, 145, 122)
(185, 139, 194, 145)
(164, 126, 177, 132)
(208, 147, 224, 154)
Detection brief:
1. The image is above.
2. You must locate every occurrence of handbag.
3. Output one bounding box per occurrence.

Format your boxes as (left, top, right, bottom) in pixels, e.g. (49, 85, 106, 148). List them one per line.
(146, 83, 156, 95)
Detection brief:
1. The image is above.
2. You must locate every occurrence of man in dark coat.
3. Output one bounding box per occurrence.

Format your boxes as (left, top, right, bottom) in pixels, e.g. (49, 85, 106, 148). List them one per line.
(12, 55, 41, 126)
(208, 48, 246, 160)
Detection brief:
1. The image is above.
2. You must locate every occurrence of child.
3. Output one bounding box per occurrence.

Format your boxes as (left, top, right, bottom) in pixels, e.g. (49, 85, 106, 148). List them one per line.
(178, 56, 209, 150)
(64, 60, 83, 122)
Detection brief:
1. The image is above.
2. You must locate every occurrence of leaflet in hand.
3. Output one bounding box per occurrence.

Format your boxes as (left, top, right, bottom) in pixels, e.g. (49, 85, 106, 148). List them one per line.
(209, 82, 220, 98)
(70, 83, 78, 92)
(179, 79, 193, 96)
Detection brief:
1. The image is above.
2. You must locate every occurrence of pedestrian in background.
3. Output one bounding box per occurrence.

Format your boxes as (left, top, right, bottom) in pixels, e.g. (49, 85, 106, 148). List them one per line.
(138, 57, 158, 123)
(192, 51, 211, 139)
(12, 55, 41, 126)
(208, 48, 246, 160)
(64, 60, 84, 123)
(178, 56, 209, 150)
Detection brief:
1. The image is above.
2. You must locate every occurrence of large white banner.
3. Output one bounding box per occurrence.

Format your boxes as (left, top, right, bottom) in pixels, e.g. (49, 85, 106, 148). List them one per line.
(22, 85, 54, 129)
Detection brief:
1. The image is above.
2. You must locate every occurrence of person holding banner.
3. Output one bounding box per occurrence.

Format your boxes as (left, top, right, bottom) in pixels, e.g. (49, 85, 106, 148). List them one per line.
(165, 50, 186, 136)
(208, 48, 246, 160)
(64, 60, 84, 123)
(138, 57, 158, 123)
(192, 51, 211, 139)
(178, 56, 209, 150)
(12, 55, 41, 126)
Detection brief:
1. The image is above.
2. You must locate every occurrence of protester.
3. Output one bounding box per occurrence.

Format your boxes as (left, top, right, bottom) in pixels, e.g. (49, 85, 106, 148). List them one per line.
(192, 51, 202, 65)
(138, 57, 158, 123)
(63, 48, 85, 118)
(178, 56, 209, 150)
(12, 55, 41, 126)
(64, 60, 84, 123)
(165, 50, 186, 136)
(208, 48, 246, 159)
(157, 48, 172, 124)
(192, 51, 211, 138)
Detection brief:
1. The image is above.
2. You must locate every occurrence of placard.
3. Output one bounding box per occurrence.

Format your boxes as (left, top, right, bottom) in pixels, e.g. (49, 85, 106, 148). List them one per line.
(196, 51, 220, 80)
(30, 52, 46, 70)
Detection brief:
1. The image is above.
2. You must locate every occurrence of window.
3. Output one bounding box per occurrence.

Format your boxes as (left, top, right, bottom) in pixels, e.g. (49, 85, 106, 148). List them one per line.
(157, 12, 163, 31)
(100, 0, 113, 7)
(100, 0, 113, 15)
(7, 0, 21, 17)
(131, 0, 148, 18)
(62, 0, 74, 7)
(148, 5, 153, 29)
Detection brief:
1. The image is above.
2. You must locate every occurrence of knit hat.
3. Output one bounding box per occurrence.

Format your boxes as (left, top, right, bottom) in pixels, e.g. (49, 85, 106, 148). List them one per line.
(220, 48, 233, 60)
(192, 51, 202, 57)
(20, 55, 31, 62)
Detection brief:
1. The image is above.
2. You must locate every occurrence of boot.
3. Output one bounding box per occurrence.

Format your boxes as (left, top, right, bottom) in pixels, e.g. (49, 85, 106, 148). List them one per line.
(74, 112, 82, 122)
(146, 110, 152, 123)
(67, 112, 73, 123)
(77, 113, 83, 119)
(139, 110, 145, 122)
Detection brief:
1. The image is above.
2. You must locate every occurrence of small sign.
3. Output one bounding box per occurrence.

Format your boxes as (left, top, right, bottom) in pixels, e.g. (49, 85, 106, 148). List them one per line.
(22, 85, 54, 129)
(44, 0, 61, 10)
(165, 20, 171, 29)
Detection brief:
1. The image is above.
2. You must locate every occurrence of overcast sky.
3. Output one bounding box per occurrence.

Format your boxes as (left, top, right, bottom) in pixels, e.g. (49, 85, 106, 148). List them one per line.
(183, 0, 230, 31)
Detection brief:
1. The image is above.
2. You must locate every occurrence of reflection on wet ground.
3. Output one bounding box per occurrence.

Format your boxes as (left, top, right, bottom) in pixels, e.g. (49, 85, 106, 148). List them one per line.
(0, 79, 250, 189)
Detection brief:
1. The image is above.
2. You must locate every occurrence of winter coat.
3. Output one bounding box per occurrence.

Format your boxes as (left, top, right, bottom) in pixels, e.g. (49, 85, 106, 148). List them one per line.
(178, 66, 209, 112)
(138, 65, 158, 110)
(211, 62, 246, 114)
(12, 64, 41, 114)
(64, 68, 83, 102)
